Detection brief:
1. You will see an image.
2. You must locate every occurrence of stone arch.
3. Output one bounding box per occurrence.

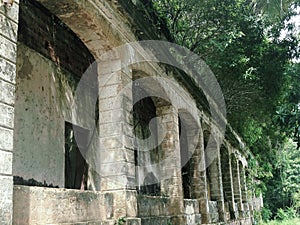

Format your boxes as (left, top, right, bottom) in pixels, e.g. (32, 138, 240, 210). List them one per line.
(205, 134, 220, 202)
(220, 144, 235, 220)
(231, 153, 243, 218)
(202, 127, 212, 200)
(133, 94, 163, 195)
(131, 65, 200, 124)
(239, 161, 248, 204)
(178, 109, 200, 199)
(132, 69, 172, 106)
(34, 0, 127, 58)
(132, 70, 172, 196)
(202, 122, 227, 222)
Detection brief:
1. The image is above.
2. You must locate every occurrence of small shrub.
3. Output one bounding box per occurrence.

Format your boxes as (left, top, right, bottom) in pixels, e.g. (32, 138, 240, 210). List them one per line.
(292, 190, 300, 214)
(275, 207, 297, 221)
(167, 220, 173, 225)
(114, 217, 126, 225)
(261, 207, 273, 222)
(253, 210, 262, 224)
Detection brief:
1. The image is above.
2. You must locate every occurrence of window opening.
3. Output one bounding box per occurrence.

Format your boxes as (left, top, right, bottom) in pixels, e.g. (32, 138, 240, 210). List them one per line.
(65, 122, 89, 190)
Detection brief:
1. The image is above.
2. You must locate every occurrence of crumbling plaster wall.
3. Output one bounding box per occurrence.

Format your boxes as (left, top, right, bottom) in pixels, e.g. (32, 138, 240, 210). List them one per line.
(13, 44, 98, 188)
(13, 0, 99, 188)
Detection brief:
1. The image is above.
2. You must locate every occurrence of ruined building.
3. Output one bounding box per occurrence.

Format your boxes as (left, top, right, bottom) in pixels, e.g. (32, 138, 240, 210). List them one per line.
(0, 0, 262, 224)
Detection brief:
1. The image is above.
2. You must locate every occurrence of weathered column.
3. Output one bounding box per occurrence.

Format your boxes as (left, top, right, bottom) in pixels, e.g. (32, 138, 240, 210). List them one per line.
(0, 2, 19, 224)
(98, 59, 140, 224)
(158, 104, 184, 224)
(231, 154, 243, 218)
(221, 146, 236, 221)
(248, 176, 255, 223)
(206, 138, 226, 222)
(239, 162, 249, 218)
(192, 130, 211, 224)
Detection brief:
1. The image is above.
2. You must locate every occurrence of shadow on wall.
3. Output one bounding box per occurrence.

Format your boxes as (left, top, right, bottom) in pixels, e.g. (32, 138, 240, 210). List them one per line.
(13, 176, 59, 188)
(140, 172, 160, 196)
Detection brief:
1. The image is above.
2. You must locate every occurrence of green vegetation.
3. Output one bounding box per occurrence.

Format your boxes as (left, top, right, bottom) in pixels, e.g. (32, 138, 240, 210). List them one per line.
(148, 0, 300, 222)
(114, 217, 126, 225)
(261, 217, 300, 225)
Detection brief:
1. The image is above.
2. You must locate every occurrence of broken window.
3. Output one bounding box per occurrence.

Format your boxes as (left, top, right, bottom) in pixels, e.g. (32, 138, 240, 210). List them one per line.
(65, 122, 89, 190)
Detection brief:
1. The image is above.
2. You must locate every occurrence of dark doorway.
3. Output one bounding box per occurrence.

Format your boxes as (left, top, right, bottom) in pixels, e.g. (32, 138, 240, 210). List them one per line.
(65, 122, 89, 190)
(133, 90, 161, 195)
(203, 130, 212, 200)
(179, 117, 192, 199)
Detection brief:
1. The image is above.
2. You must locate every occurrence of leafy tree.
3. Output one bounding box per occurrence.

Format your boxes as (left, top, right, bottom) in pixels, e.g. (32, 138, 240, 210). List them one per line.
(152, 0, 298, 130)
(275, 63, 300, 147)
(247, 0, 296, 21)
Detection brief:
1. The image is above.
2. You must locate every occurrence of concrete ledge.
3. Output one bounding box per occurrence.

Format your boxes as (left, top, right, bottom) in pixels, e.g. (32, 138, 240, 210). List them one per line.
(13, 185, 103, 225)
(46, 221, 102, 225)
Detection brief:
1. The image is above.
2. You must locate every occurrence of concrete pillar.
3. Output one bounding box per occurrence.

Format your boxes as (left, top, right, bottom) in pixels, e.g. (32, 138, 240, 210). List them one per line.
(0, 1, 19, 224)
(221, 146, 235, 220)
(158, 104, 184, 223)
(231, 154, 243, 218)
(98, 59, 139, 223)
(206, 139, 226, 222)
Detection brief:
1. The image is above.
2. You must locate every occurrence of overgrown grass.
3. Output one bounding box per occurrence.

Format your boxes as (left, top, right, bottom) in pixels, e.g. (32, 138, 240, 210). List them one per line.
(261, 218, 300, 225)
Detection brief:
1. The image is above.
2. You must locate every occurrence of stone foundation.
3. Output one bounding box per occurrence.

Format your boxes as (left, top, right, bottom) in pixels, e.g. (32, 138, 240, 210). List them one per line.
(13, 185, 103, 224)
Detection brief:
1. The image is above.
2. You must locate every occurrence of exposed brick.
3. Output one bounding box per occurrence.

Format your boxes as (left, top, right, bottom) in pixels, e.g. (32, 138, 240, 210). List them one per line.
(18, 0, 94, 77)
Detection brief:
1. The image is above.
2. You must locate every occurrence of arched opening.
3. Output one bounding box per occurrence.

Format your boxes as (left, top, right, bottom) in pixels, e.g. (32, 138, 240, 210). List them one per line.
(179, 116, 192, 199)
(231, 153, 242, 218)
(133, 90, 161, 196)
(203, 130, 212, 201)
(239, 161, 248, 204)
(203, 128, 225, 222)
(221, 145, 235, 220)
(178, 111, 200, 200)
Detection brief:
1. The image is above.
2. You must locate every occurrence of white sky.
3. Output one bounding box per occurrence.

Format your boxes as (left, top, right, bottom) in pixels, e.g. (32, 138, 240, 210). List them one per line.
(279, 7, 300, 62)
